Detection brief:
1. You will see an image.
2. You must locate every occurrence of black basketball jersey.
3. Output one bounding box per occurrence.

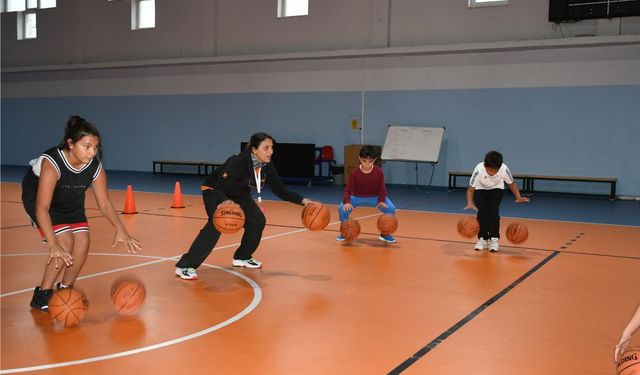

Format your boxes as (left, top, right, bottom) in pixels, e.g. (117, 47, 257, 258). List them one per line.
(22, 146, 102, 225)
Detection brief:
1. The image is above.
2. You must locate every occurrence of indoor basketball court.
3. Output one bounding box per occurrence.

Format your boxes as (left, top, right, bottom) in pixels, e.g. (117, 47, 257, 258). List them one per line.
(2, 1, 640, 374)
(1, 179, 638, 375)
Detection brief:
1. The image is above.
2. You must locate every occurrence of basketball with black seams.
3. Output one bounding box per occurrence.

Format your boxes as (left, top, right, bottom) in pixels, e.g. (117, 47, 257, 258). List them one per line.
(111, 278, 146, 316)
(340, 219, 361, 241)
(457, 216, 479, 238)
(377, 214, 398, 235)
(505, 222, 529, 244)
(301, 204, 330, 231)
(48, 288, 89, 328)
(213, 204, 245, 234)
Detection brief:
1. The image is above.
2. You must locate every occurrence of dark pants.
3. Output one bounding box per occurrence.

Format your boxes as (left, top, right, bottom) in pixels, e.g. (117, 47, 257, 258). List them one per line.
(473, 188, 503, 240)
(175, 190, 266, 269)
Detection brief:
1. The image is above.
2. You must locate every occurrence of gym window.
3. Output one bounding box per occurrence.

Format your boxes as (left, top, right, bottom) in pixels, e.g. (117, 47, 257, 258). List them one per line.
(132, 0, 155, 30)
(1, 0, 55, 12)
(277, 0, 309, 18)
(17, 10, 37, 39)
(39, 0, 55, 9)
(468, 0, 508, 8)
(2, 0, 25, 12)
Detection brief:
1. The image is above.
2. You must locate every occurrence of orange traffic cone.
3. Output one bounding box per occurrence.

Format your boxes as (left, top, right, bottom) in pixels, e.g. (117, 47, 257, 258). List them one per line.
(171, 181, 185, 208)
(123, 185, 138, 214)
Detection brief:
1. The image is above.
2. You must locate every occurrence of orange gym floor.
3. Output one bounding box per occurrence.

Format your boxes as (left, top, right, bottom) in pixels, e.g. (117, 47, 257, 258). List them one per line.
(1, 181, 639, 375)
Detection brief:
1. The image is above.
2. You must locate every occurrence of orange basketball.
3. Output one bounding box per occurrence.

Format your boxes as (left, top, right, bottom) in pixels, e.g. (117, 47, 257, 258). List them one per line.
(377, 214, 398, 235)
(506, 222, 529, 244)
(301, 204, 330, 231)
(617, 347, 640, 375)
(457, 216, 479, 238)
(213, 204, 245, 234)
(48, 288, 89, 328)
(111, 278, 146, 316)
(340, 219, 361, 241)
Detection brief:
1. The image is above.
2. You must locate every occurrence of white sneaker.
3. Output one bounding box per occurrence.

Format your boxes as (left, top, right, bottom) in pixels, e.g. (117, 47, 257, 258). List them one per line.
(232, 258, 262, 269)
(175, 267, 198, 280)
(488, 238, 500, 252)
(474, 239, 487, 251)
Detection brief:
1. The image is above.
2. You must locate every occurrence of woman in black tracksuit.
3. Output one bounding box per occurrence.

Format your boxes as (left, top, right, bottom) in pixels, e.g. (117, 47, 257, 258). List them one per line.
(175, 132, 318, 279)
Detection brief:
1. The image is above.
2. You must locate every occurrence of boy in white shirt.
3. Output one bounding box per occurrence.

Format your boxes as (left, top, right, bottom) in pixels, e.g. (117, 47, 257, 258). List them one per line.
(464, 151, 529, 252)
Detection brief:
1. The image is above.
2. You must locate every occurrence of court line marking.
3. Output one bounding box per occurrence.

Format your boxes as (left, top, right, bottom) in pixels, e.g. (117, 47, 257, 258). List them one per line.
(0, 220, 332, 298)
(0, 254, 261, 374)
(399, 207, 640, 228)
(0, 222, 351, 373)
(4, 205, 625, 372)
(0, 253, 179, 298)
(3, 195, 637, 228)
(387, 250, 561, 375)
(1, 178, 639, 227)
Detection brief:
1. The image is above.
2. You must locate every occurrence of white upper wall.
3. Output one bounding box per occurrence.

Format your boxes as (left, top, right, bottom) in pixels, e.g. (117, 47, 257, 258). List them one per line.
(2, 0, 639, 68)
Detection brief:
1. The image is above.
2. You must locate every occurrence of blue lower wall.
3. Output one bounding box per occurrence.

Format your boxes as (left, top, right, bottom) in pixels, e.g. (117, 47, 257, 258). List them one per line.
(2, 85, 639, 195)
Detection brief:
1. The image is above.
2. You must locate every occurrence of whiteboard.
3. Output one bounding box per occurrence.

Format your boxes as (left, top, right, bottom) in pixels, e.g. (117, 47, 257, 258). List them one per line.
(381, 125, 445, 163)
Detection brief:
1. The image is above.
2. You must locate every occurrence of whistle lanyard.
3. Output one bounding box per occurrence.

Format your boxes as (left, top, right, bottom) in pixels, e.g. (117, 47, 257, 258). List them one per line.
(253, 167, 262, 203)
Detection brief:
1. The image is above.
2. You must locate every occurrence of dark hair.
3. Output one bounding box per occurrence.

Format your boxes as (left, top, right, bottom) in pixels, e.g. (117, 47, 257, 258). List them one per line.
(58, 115, 101, 151)
(484, 150, 503, 169)
(246, 132, 275, 151)
(359, 145, 378, 159)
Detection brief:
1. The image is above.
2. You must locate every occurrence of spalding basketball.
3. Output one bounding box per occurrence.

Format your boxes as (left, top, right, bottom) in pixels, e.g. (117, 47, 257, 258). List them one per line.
(377, 214, 398, 235)
(617, 347, 640, 375)
(340, 219, 361, 241)
(48, 288, 89, 328)
(301, 204, 330, 231)
(213, 204, 245, 234)
(457, 216, 479, 238)
(111, 278, 146, 316)
(506, 222, 529, 244)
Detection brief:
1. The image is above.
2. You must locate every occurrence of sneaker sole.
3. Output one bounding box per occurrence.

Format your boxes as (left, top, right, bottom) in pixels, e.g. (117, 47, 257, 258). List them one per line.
(378, 236, 396, 243)
(232, 262, 262, 269)
(30, 304, 48, 312)
(175, 274, 198, 280)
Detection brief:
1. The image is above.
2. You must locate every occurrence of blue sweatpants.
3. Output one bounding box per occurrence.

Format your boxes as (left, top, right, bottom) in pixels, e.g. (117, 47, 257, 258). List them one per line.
(338, 195, 396, 222)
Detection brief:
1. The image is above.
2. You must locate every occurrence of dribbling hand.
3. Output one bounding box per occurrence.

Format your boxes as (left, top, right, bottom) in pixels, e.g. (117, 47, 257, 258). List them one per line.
(301, 198, 321, 206)
(113, 231, 142, 254)
(47, 244, 73, 269)
(342, 203, 354, 211)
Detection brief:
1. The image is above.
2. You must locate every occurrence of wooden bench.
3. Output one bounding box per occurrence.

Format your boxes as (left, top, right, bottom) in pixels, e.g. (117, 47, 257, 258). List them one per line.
(448, 171, 617, 200)
(448, 171, 527, 192)
(152, 160, 222, 176)
(525, 174, 617, 200)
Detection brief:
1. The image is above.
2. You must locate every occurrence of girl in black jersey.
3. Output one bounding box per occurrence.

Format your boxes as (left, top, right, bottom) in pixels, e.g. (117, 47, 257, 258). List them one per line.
(174, 132, 320, 280)
(22, 116, 142, 311)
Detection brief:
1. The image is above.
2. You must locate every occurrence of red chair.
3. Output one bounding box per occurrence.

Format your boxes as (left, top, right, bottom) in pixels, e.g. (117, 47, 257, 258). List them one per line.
(320, 145, 334, 161)
(315, 145, 335, 180)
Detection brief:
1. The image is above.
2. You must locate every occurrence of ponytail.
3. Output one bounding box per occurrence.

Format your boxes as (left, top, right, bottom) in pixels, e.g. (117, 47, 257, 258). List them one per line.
(58, 115, 101, 151)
